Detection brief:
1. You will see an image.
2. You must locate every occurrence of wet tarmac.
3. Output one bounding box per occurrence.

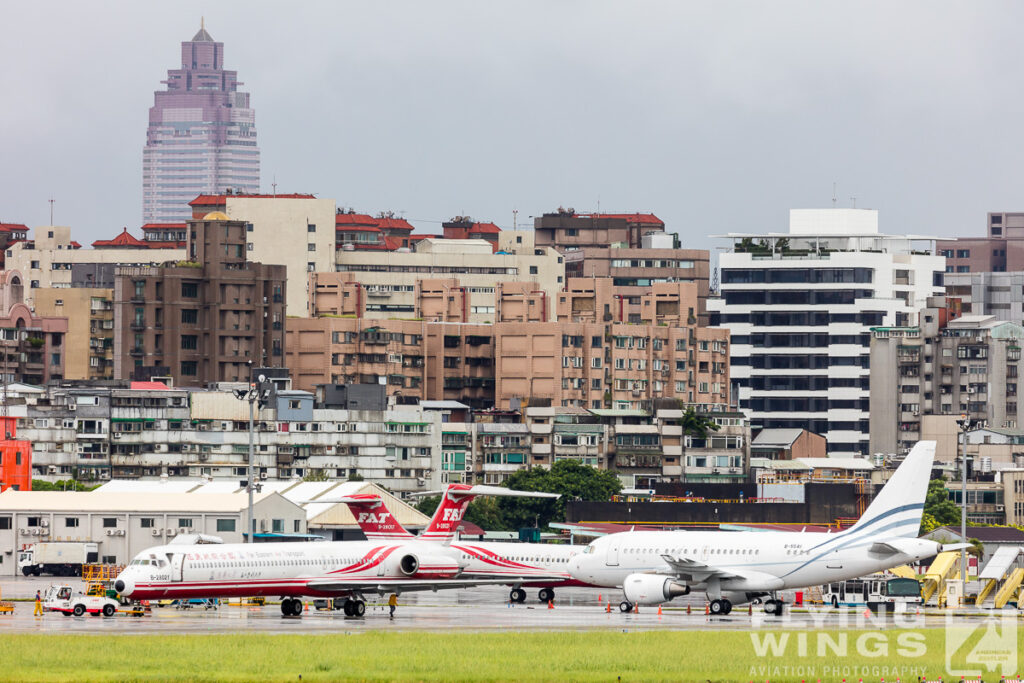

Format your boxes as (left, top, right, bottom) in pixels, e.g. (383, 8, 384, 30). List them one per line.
(0, 576, 1014, 635)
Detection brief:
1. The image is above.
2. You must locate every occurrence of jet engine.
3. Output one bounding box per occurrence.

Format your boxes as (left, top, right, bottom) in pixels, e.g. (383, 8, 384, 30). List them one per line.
(622, 573, 690, 606)
(395, 552, 464, 579)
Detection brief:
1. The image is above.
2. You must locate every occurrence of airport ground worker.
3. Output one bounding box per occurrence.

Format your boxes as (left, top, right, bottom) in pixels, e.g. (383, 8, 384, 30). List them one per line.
(34, 591, 43, 616)
(388, 593, 398, 618)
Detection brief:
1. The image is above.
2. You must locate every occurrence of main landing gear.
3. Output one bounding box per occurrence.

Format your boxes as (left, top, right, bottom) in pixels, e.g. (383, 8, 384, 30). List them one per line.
(763, 599, 784, 617)
(280, 597, 303, 617)
(509, 588, 527, 603)
(342, 598, 366, 617)
(709, 599, 733, 615)
(537, 588, 555, 604)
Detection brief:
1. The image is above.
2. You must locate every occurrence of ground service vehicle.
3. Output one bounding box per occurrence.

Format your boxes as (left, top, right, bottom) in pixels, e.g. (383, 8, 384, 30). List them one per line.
(18, 542, 99, 576)
(42, 584, 120, 617)
(824, 575, 923, 611)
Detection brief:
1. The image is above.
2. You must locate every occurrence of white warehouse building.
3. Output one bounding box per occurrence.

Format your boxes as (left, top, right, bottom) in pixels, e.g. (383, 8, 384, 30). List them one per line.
(710, 208, 946, 455)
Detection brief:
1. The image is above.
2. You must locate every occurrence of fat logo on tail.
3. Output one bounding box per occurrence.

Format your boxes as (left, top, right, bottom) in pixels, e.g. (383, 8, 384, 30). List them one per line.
(421, 484, 475, 543)
(339, 495, 415, 540)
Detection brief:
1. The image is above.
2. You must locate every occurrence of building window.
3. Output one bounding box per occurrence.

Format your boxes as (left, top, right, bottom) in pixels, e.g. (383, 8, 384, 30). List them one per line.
(272, 519, 284, 533)
(181, 282, 198, 298)
(30, 280, 38, 288)
(65, 517, 79, 528)
(245, 223, 254, 232)
(30, 260, 39, 269)
(308, 243, 316, 251)
(178, 519, 193, 528)
(140, 518, 154, 528)
(956, 249, 970, 258)
(102, 518, 117, 528)
(55, 299, 63, 306)
(0, 517, 11, 530)
(307, 224, 316, 232)
(216, 519, 236, 532)
(529, 266, 538, 275)
(181, 309, 198, 324)
(180, 361, 198, 376)
(181, 335, 198, 350)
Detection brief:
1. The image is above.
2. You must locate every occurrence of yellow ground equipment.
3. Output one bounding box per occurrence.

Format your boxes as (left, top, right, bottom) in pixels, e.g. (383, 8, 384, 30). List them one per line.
(0, 589, 13, 615)
(993, 567, 1024, 609)
(888, 565, 917, 580)
(921, 552, 960, 605)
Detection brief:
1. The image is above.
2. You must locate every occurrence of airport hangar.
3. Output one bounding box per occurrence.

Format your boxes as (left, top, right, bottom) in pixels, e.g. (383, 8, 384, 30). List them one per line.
(0, 481, 429, 576)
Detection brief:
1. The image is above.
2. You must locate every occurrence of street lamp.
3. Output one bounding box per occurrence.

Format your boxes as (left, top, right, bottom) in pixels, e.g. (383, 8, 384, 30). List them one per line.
(233, 362, 273, 543)
(955, 414, 972, 586)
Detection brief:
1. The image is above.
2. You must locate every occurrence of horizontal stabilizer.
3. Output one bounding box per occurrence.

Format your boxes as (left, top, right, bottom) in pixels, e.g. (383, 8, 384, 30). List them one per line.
(415, 486, 560, 499)
(940, 543, 973, 553)
(168, 533, 223, 545)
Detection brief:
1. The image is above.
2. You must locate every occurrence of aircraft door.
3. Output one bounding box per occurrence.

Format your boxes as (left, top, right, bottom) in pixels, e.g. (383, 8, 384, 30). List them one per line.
(605, 538, 620, 566)
(170, 553, 185, 582)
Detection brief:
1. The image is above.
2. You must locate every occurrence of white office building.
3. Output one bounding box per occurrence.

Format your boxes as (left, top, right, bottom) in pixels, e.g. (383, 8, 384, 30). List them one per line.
(710, 209, 945, 455)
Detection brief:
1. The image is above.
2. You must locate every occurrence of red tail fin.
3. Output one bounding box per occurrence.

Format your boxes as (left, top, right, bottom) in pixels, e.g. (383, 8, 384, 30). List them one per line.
(421, 484, 475, 543)
(339, 495, 415, 540)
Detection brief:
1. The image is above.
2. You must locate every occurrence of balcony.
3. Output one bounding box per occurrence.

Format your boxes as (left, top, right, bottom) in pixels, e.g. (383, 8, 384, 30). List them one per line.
(130, 320, 146, 331)
(130, 346, 145, 357)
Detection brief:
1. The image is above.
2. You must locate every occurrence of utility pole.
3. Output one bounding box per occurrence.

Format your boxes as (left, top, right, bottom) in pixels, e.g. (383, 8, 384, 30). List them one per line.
(234, 361, 271, 543)
(956, 414, 971, 586)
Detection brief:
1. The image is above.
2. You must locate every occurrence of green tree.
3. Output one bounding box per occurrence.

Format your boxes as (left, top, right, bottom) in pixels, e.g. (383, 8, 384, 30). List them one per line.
(680, 406, 719, 440)
(499, 460, 623, 530)
(30, 479, 97, 492)
(920, 479, 961, 534)
(415, 495, 441, 517)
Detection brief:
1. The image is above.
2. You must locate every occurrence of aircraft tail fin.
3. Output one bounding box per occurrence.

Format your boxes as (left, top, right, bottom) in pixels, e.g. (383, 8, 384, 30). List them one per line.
(337, 495, 416, 540)
(847, 440, 935, 539)
(421, 485, 476, 543)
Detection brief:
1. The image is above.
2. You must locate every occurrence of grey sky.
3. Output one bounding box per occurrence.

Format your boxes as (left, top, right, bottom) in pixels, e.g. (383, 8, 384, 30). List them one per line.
(2, 1, 1020, 256)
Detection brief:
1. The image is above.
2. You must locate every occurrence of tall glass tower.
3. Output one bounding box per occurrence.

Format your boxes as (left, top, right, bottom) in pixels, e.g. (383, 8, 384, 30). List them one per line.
(142, 21, 260, 223)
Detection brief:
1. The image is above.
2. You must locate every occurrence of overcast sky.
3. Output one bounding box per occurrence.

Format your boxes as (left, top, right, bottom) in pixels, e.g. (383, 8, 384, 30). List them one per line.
(2, 1, 1020, 256)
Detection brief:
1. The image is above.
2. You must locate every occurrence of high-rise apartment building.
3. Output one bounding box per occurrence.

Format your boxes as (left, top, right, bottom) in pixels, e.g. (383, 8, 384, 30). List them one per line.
(710, 209, 946, 455)
(143, 22, 259, 224)
(936, 212, 1024, 274)
(113, 216, 286, 385)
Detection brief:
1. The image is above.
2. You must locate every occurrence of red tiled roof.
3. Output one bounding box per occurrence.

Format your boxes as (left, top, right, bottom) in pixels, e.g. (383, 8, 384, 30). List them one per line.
(409, 234, 437, 241)
(0, 223, 29, 233)
(130, 381, 171, 391)
(92, 228, 146, 248)
(469, 222, 501, 234)
(189, 193, 316, 206)
(376, 217, 414, 232)
(583, 213, 663, 225)
(337, 224, 383, 233)
(141, 223, 187, 230)
(69, 241, 82, 249)
(335, 213, 380, 227)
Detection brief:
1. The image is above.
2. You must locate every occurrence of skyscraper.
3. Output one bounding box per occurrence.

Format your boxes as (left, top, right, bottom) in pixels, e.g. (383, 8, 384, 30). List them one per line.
(142, 21, 259, 224)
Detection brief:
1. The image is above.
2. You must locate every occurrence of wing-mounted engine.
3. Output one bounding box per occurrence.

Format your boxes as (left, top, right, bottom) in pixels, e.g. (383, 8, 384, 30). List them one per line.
(622, 573, 690, 606)
(392, 552, 464, 580)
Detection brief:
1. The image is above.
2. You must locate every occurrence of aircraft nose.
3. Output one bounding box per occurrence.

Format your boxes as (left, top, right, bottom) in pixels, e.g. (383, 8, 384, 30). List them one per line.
(114, 574, 133, 596)
(567, 556, 584, 577)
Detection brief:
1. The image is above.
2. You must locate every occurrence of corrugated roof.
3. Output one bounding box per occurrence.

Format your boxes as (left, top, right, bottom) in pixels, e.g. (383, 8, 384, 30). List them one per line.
(798, 457, 874, 470)
(0, 490, 283, 512)
(420, 400, 469, 410)
(589, 409, 649, 417)
(752, 429, 804, 447)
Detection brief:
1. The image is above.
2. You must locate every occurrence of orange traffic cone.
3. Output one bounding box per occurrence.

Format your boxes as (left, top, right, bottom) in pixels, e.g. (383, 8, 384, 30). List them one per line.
(748, 604, 753, 615)
(705, 602, 709, 615)
(547, 600, 554, 610)
(305, 602, 309, 612)
(605, 602, 611, 613)
(633, 603, 639, 614)
(597, 594, 602, 603)
(686, 604, 691, 615)
(657, 605, 662, 617)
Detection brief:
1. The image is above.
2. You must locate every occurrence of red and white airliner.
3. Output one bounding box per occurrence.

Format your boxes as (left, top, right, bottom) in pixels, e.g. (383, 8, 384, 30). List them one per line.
(113, 485, 559, 617)
(336, 484, 594, 604)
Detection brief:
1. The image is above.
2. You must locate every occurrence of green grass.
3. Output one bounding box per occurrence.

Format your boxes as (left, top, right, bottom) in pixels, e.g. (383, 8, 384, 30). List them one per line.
(0, 630, 1019, 682)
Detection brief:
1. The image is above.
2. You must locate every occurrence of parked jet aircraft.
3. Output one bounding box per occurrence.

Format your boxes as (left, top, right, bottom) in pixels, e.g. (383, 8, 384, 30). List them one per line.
(113, 485, 557, 617)
(337, 483, 591, 603)
(567, 441, 967, 616)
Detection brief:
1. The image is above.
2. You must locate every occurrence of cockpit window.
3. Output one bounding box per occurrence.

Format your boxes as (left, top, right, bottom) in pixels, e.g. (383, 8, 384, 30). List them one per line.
(584, 545, 595, 554)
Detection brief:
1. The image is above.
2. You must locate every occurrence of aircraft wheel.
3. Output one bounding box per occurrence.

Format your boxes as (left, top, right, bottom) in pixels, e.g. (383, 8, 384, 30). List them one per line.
(720, 599, 732, 615)
(343, 600, 354, 617)
(509, 588, 527, 603)
(709, 599, 727, 615)
(353, 600, 366, 617)
(619, 601, 633, 613)
(538, 588, 554, 603)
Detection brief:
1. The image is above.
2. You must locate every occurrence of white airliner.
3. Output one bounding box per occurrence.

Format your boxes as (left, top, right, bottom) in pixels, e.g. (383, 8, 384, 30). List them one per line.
(568, 441, 966, 616)
(113, 485, 557, 617)
(337, 485, 591, 604)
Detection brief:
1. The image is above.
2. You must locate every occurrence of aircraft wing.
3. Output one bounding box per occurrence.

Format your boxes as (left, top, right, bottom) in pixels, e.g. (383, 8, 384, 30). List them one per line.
(659, 554, 745, 582)
(304, 577, 531, 595)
